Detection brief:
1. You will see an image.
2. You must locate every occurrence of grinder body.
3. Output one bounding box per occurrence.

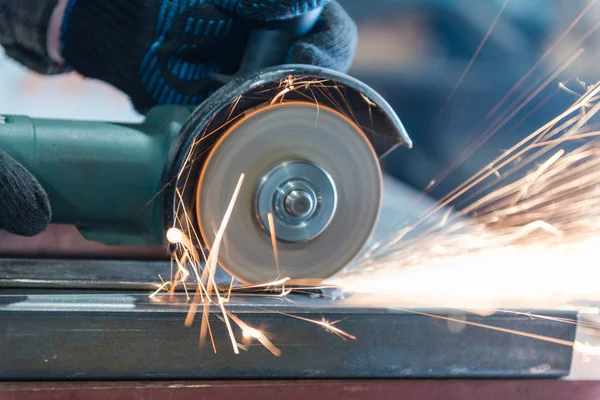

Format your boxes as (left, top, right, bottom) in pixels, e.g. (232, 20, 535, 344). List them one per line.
(0, 65, 411, 249)
(0, 106, 190, 245)
(0, 66, 410, 254)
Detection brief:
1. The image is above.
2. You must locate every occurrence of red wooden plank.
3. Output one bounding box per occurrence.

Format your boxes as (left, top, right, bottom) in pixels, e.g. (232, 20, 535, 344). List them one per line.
(1, 380, 600, 400)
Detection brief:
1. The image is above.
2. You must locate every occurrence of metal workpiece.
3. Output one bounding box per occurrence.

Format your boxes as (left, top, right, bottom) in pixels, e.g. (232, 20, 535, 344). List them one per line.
(0, 258, 170, 290)
(0, 258, 234, 290)
(0, 290, 576, 380)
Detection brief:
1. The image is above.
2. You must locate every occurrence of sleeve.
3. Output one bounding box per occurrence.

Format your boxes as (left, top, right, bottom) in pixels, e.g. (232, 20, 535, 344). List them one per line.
(0, 0, 70, 74)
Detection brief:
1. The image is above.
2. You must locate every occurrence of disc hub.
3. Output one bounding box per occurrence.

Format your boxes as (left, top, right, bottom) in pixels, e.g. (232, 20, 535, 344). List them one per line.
(284, 189, 314, 219)
(256, 160, 337, 243)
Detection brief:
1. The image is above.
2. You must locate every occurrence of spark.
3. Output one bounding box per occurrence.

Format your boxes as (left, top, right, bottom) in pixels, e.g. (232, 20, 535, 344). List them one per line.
(427, 0, 600, 194)
(508, 149, 564, 207)
(149, 280, 171, 298)
(167, 228, 206, 299)
(424, 78, 600, 231)
(397, 309, 600, 356)
(486, 0, 599, 119)
(198, 173, 245, 354)
(149, 56, 600, 360)
(225, 276, 235, 302)
(360, 92, 376, 126)
(227, 312, 281, 356)
(165, 175, 246, 354)
(432, 0, 510, 126)
(270, 88, 292, 105)
(147, 71, 382, 356)
(328, 78, 600, 357)
(427, 48, 586, 193)
(559, 81, 584, 98)
(227, 95, 243, 121)
(267, 213, 281, 278)
(272, 311, 356, 341)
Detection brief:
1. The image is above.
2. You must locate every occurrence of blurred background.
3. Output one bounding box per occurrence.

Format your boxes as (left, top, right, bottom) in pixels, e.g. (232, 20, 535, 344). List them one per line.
(1, 0, 599, 199)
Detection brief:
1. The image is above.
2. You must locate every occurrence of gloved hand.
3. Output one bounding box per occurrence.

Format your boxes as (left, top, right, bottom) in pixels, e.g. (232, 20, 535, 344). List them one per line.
(0, 150, 51, 236)
(58, 0, 358, 113)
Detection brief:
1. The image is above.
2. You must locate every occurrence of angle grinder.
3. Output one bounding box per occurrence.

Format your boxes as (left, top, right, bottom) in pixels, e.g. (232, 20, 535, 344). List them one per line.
(0, 9, 411, 284)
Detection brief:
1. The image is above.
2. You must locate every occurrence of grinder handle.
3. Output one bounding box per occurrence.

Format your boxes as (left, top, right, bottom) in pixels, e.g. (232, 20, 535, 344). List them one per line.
(212, 7, 323, 82)
(0, 106, 190, 246)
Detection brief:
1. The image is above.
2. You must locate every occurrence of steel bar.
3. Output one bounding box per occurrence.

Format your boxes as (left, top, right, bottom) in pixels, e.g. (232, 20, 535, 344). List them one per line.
(0, 258, 233, 290)
(0, 290, 576, 380)
(0, 258, 167, 290)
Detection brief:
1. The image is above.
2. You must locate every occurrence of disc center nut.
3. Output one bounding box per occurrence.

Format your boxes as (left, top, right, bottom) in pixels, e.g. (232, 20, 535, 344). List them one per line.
(275, 180, 319, 224)
(285, 189, 315, 219)
(256, 160, 337, 243)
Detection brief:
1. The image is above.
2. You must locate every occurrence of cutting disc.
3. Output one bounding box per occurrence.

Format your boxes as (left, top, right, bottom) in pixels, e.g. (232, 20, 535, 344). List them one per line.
(196, 102, 382, 284)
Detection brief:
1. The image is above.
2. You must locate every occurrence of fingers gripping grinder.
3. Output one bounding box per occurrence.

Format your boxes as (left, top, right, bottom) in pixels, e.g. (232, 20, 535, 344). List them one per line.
(0, 9, 411, 284)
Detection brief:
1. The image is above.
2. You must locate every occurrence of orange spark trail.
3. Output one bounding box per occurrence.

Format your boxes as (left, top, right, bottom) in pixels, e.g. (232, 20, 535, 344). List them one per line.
(486, 0, 600, 120)
(427, 48, 585, 194)
(267, 213, 281, 278)
(426, 0, 599, 193)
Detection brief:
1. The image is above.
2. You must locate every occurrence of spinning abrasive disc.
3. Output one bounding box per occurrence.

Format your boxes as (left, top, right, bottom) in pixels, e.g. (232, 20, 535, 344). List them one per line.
(196, 102, 382, 284)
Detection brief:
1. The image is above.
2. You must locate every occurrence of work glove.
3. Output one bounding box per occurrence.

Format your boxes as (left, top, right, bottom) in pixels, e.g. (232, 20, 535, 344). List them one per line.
(0, 150, 51, 236)
(59, 0, 358, 113)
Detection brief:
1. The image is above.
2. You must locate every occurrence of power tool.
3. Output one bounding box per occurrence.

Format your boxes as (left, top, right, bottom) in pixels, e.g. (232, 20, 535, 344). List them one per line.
(0, 9, 411, 284)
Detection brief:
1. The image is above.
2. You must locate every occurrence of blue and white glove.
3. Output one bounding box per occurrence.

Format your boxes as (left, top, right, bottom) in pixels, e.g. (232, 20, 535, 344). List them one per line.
(59, 0, 358, 113)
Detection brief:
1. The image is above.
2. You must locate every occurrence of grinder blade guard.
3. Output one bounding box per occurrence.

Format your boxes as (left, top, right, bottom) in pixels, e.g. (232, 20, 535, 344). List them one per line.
(167, 65, 412, 284)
